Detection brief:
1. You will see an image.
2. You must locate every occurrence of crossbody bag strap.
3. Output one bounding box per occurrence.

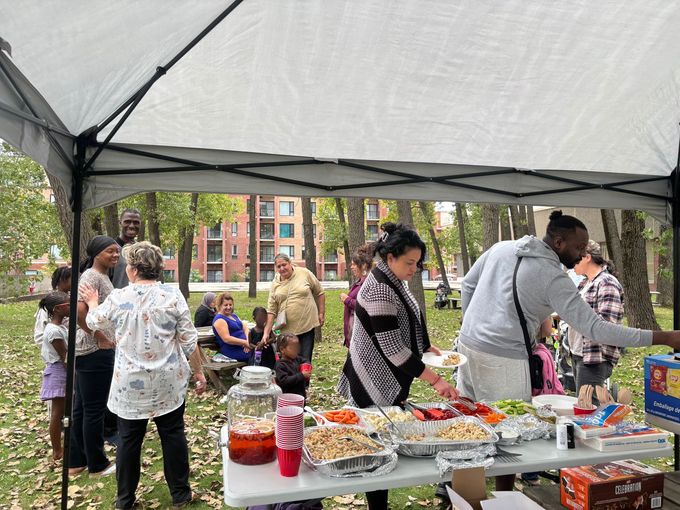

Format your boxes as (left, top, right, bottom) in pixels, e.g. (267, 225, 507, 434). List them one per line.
(512, 256, 534, 359)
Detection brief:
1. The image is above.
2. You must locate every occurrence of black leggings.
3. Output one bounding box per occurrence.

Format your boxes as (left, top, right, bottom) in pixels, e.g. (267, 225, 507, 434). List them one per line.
(297, 329, 316, 363)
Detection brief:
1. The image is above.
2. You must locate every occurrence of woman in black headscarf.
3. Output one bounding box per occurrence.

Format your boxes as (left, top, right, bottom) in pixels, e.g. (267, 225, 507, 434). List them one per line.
(69, 235, 120, 477)
(194, 292, 216, 327)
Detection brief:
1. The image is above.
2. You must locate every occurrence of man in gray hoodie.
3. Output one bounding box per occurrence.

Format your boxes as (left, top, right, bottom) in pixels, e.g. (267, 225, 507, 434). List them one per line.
(457, 210, 680, 403)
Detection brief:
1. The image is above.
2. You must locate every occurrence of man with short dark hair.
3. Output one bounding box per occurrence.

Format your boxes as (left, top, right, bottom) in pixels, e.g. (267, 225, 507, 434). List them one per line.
(456, 209, 680, 492)
(111, 208, 142, 289)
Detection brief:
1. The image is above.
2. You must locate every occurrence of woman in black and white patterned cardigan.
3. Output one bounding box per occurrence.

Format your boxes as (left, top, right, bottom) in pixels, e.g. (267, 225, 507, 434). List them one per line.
(338, 223, 458, 510)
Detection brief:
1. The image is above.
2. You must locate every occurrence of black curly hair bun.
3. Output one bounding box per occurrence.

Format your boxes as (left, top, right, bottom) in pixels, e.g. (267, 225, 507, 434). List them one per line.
(549, 210, 564, 221)
(380, 222, 397, 235)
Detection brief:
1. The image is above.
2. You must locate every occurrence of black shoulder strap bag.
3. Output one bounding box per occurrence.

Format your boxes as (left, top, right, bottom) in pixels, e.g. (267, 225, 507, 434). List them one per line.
(512, 257, 544, 390)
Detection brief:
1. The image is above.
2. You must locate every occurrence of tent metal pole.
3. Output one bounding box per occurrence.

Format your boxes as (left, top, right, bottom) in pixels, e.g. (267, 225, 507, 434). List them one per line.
(60, 138, 86, 510)
(673, 133, 680, 471)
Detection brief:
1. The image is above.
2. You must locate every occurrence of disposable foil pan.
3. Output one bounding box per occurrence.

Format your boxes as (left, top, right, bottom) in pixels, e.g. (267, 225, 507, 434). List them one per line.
(302, 425, 396, 477)
(383, 416, 498, 458)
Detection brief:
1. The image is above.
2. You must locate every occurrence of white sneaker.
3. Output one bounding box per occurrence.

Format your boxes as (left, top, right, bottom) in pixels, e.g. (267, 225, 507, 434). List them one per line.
(90, 462, 116, 477)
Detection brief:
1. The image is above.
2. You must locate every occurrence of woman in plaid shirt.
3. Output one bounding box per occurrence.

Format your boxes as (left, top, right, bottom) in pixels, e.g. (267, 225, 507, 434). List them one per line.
(569, 240, 623, 405)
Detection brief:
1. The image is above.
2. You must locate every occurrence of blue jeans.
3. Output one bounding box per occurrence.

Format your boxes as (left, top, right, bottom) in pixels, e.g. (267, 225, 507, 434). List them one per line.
(69, 348, 114, 473)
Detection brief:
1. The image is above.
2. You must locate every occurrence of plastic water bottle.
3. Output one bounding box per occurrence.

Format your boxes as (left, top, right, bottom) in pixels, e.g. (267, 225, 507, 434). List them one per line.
(254, 350, 262, 366)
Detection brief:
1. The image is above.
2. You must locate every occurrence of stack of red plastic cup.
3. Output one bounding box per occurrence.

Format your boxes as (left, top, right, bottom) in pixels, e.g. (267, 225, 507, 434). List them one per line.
(275, 405, 304, 476)
(277, 393, 305, 409)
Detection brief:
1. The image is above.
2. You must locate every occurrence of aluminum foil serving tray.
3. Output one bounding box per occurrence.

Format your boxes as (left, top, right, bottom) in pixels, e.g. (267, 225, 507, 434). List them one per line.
(382, 415, 498, 458)
(302, 425, 396, 477)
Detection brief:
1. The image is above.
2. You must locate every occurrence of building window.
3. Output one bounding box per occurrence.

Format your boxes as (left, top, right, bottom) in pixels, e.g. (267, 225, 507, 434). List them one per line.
(280, 223, 294, 238)
(325, 251, 338, 263)
(279, 245, 294, 258)
(260, 269, 275, 281)
(207, 223, 222, 239)
(324, 269, 337, 281)
(312, 224, 317, 239)
(260, 201, 275, 217)
(231, 245, 238, 259)
(49, 193, 56, 203)
(231, 222, 238, 236)
(367, 203, 379, 220)
(279, 201, 295, 216)
(260, 245, 275, 263)
(260, 223, 274, 240)
(207, 244, 222, 262)
(207, 270, 223, 283)
(163, 270, 175, 282)
(367, 224, 379, 241)
(311, 201, 316, 216)
(192, 244, 199, 260)
(246, 198, 251, 212)
(421, 269, 430, 281)
(163, 246, 175, 259)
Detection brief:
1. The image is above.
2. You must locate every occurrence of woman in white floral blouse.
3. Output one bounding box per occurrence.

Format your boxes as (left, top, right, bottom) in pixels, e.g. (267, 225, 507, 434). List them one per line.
(80, 241, 206, 510)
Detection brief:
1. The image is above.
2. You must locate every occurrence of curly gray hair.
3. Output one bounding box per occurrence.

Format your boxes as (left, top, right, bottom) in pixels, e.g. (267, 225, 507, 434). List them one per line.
(122, 241, 164, 280)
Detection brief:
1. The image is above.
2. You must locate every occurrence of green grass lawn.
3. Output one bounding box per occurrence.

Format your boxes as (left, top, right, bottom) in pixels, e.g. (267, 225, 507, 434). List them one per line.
(0, 291, 671, 509)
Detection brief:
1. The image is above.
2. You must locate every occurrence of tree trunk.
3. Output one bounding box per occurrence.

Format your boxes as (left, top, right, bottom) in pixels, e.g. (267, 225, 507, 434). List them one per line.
(145, 193, 161, 247)
(620, 210, 659, 330)
(526, 206, 537, 236)
(455, 203, 470, 275)
(656, 224, 673, 306)
(481, 204, 499, 251)
(346, 198, 366, 259)
(103, 203, 119, 238)
(46, 173, 94, 263)
(302, 197, 317, 277)
(600, 209, 624, 278)
(397, 200, 426, 319)
(177, 193, 199, 299)
(335, 198, 352, 281)
(509, 205, 527, 239)
(517, 206, 528, 237)
(500, 206, 512, 241)
(137, 220, 145, 242)
(419, 201, 449, 288)
(248, 194, 257, 298)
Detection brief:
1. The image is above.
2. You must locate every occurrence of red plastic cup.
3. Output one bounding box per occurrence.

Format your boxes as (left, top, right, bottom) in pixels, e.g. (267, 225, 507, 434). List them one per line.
(300, 363, 312, 374)
(573, 405, 596, 416)
(277, 393, 305, 409)
(277, 447, 303, 477)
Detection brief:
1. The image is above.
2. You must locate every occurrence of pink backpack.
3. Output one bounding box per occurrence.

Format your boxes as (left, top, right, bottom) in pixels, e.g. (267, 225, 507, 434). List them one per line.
(531, 343, 565, 397)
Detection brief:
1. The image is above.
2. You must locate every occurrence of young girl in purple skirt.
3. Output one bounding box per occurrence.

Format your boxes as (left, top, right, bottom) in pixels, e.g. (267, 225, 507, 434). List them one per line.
(38, 291, 70, 461)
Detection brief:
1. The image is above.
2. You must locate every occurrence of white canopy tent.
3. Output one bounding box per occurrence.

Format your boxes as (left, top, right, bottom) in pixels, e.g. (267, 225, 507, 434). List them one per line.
(2, 1, 680, 507)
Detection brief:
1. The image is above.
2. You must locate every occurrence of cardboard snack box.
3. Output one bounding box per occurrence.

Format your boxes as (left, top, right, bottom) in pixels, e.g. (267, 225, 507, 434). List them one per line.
(581, 423, 668, 452)
(645, 354, 680, 434)
(560, 459, 664, 510)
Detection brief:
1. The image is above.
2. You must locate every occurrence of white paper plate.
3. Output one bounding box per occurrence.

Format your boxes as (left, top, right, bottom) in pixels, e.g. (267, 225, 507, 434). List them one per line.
(422, 351, 468, 369)
(532, 394, 578, 416)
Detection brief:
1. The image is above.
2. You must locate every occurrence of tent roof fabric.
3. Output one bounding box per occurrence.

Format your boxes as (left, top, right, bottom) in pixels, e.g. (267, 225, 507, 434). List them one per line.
(1, 0, 679, 218)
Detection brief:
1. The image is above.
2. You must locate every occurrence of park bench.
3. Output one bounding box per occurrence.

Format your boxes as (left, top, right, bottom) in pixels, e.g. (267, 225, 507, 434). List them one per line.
(196, 327, 246, 394)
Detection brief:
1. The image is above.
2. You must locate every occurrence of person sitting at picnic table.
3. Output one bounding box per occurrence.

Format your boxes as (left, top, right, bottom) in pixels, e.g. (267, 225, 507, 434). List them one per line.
(262, 253, 325, 363)
(79, 241, 206, 510)
(212, 292, 252, 362)
(339, 243, 373, 348)
(338, 222, 458, 510)
(194, 291, 216, 327)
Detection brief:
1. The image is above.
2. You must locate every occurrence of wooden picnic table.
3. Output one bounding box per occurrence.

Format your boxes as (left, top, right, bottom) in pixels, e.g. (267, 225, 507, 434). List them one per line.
(195, 326, 245, 394)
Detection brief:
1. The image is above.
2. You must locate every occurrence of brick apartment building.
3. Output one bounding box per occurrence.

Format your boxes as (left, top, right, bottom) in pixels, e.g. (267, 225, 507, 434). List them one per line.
(162, 196, 387, 283)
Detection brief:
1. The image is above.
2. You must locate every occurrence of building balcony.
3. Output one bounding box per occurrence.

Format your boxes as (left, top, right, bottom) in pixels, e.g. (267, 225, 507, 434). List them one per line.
(207, 258, 223, 264)
(259, 236, 275, 242)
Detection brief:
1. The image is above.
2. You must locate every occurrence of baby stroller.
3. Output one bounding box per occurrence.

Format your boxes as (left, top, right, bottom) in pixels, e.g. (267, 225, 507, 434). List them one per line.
(434, 282, 450, 309)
